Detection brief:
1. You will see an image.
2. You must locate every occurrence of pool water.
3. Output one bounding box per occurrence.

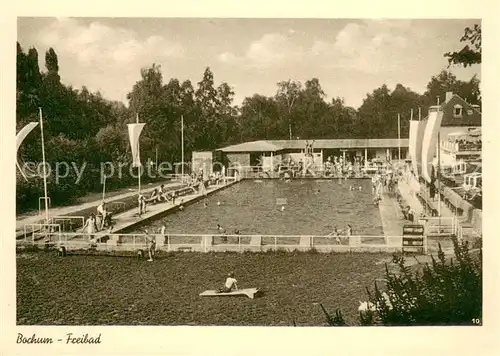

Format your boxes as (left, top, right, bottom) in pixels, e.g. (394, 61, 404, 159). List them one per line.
(137, 179, 384, 236)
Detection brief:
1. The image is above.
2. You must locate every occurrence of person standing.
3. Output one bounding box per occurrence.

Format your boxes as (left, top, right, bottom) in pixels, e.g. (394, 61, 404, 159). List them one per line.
(138, 194, 146, 216)
(217, 224, 227, 243)
(82, 213, 98, 245)
(97, 201, 108, 230)
(145, 230, 156, 262)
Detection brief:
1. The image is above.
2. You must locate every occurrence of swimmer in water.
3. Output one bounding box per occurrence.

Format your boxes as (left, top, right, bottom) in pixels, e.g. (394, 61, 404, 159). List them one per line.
(179, 205, 184, 211)
(217, 201, 221, 206)
(203, 200, 208, 208)
(281, 205, 285, 211)
(349, 186, 353, 191)
(359, 186, 362, 191)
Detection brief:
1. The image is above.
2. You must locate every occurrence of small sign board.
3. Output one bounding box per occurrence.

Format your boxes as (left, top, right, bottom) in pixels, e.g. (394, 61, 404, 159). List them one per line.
(402, 224, 425, 254)
(276, 198, 287, 205)
(402, 224, 425, 235)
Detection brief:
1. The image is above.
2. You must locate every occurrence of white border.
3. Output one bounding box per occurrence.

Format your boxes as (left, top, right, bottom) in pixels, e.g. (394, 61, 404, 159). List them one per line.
(2, 1, 499, 355)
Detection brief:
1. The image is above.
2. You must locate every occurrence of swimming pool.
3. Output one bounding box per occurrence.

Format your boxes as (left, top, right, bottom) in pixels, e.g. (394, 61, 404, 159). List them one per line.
(136, 179, 384, 237)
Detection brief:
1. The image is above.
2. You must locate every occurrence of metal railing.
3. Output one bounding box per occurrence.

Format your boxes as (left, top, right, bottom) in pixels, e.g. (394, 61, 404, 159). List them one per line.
(423, 216, 458, 237)
(38, 197, 51, 215)
(18, 232, 418, 254)
(24, 223, 61, 242)
(51, 216, 85, 232)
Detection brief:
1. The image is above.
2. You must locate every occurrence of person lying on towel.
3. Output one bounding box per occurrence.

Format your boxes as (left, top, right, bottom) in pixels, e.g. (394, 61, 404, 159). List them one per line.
(218, 272, 238, 293)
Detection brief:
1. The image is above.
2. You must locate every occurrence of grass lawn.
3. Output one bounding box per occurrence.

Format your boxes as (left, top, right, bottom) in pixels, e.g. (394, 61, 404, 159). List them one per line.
(17, 250, 389, 326)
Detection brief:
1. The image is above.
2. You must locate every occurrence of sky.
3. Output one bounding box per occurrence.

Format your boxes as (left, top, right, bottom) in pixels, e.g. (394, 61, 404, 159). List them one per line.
(17, 17, 481, 109)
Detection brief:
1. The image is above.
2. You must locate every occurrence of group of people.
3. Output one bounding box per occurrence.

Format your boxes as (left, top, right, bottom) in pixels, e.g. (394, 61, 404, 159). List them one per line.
(138, 184, 180, 215)
(81, 201, 113, 245)
(327, 224, 353, 244)
(216, 223, 240, 243)
(138, 178, 207, 216)
(324, 156, 362, 178)
(371, 172, 394, 205)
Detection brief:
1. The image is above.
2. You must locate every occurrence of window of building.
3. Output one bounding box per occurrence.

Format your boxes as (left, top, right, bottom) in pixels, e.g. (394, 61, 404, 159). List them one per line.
(454, 104, 463, 117)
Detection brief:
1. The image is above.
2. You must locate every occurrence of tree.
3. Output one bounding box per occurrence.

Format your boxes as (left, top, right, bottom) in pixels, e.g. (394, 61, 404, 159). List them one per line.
(294, 78, 330, 138)
(239, 94, 281, 141)
(444, 24, 481, 67)
(275, 80, 302, 140)
(424, 70, 481, 107)
(194, 67, 220, 149)
(357, 84, 392, 138)
(45, 47, 61, 84)
(216, 82, 238, 145)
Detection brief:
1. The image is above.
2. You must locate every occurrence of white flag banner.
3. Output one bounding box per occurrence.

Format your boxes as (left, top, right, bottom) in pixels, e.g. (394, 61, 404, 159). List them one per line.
(127, 123, 145, 167)
(16, 122, 39, 152)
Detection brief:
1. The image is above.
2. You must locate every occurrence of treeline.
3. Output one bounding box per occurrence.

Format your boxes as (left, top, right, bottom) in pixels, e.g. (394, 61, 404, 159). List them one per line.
(16, 42, 481, 212)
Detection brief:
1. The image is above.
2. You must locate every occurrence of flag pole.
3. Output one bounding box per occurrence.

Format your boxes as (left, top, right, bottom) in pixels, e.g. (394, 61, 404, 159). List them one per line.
(155, 146, 158, 171)
(181, 114, 184, 183)
(39, 107, 50, 224)
(397, 113, 401, 161)
(136, 113, 141, 195)
(102, 176, 106, 201)
(437, 131, 441, 217)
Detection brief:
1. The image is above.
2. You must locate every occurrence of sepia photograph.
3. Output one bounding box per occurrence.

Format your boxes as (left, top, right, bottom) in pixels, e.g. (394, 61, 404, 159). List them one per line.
(13, 16, 485, 329)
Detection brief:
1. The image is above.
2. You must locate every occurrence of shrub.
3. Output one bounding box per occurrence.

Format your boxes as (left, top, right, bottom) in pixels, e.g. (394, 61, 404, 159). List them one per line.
(318, 303, 346, 326)
(364, 237, 482, 325)
(322, 237, 482, 326)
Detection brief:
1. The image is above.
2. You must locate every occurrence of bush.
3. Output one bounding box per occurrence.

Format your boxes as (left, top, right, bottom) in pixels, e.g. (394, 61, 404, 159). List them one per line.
(322, 237, 482, 326)
(364, 237, 482, 325)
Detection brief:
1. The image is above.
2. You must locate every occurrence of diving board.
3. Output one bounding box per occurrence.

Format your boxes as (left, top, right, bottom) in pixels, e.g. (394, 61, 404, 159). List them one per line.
(199, 288, 261, 299)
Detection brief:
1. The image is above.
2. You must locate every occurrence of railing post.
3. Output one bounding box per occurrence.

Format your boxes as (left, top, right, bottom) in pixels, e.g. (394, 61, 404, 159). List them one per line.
(238, 235, 241, 252)
(274, 236, 277, 251)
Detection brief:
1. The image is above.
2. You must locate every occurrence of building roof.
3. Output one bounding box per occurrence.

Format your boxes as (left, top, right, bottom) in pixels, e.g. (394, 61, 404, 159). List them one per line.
(219, 140, 283, 152)
(425, 93, 481, 127)
(219, 138, 409, 153)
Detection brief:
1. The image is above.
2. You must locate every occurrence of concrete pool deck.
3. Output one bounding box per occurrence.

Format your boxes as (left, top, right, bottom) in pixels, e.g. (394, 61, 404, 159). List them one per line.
(15, 180, 185, 238)
(107, 179, 239, 236)
(377, 191, 405, 246)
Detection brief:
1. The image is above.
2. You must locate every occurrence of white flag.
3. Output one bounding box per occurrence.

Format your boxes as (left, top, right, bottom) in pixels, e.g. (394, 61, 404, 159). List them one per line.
(16, 122, 39, 152)
(127, 123, 145, 167)
(16, 122, 39, 181)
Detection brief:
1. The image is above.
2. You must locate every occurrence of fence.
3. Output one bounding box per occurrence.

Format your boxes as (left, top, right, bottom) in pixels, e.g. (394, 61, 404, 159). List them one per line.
(38, 197, 51, 215)
(51, 216, 85, 232)
(423, 216, 458, 237)
(18, 232, 425, 254)
(23, 223, 61, 242)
